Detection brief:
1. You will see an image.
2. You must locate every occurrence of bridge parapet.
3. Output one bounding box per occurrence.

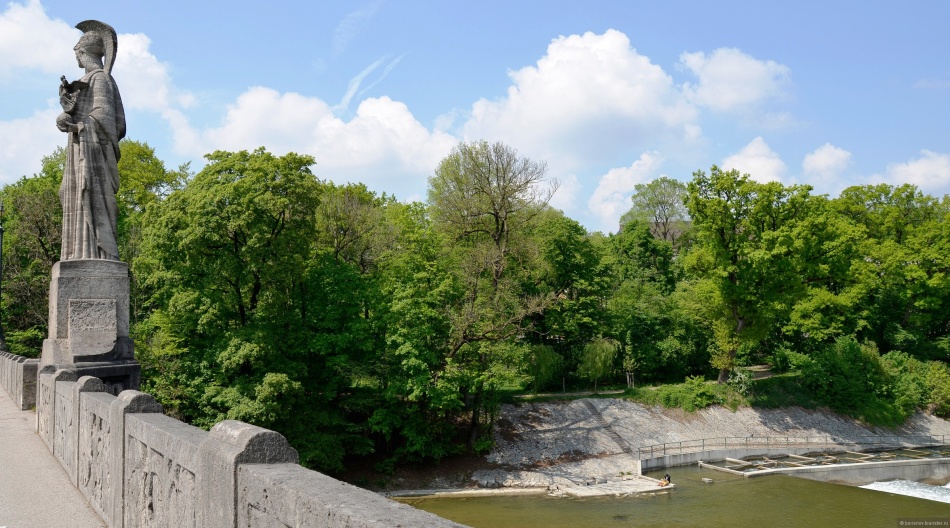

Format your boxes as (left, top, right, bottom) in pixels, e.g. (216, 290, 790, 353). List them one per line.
(0, 350, 38, 410)
(25, 367, 466, 528)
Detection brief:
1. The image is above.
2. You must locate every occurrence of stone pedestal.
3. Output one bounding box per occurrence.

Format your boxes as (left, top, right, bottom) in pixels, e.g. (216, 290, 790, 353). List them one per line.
(41, 259, 140, 393)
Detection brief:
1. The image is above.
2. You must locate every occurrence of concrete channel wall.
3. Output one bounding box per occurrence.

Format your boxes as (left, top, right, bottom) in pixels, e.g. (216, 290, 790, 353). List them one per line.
(0, 350, 38, 410)
(28, 366, 467, 528)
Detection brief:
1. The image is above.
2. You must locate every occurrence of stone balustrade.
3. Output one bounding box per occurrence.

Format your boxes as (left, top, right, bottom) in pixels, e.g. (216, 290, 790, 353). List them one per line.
(0, 350, 38, 410)
(0, 359, 467, 528)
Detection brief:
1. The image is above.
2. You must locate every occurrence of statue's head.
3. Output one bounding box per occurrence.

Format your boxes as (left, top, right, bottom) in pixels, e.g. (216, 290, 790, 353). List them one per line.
(74, 20, 117, 74)
(74, 31, 105, 69)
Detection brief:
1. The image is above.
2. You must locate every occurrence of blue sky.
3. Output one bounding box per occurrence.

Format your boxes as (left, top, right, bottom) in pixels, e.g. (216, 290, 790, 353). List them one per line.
(2, 0, 949, 232)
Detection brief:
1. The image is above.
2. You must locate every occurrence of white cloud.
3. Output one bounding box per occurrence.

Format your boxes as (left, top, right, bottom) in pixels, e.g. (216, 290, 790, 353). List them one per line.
(461, 29, 697, 171)
(189, 87, 456, 194)
(680, 48, 790, 113)
(113, 33, 189, 112)
(885, 150, 950, 193)
(721, 137, 787, 183)
(0, 108, 62, 181)
(0, 0, 76, 79)
(549, 173, 581, 214)
(587, 152, 663, 233)
(801, 143, 852, 192)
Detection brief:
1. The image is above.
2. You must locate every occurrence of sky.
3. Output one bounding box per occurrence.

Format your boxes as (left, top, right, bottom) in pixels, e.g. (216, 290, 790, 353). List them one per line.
(2, 0, 949, 232)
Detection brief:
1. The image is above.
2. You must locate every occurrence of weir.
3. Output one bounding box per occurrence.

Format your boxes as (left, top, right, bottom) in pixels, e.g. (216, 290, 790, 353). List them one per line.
(635, 434, 950, 474)
(696, 447, 950, 485)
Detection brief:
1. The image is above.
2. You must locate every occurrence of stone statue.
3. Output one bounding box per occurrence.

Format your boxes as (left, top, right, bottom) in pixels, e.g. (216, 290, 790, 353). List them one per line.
(42, 20, 139, 393)
(56, 20, 125, 261)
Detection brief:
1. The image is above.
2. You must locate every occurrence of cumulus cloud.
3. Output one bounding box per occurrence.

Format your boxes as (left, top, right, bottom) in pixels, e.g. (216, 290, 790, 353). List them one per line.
(721, 137, 787, 183)
(0, 108, 62, 181)
(461, 29, 697, 171)
(549, 173, 581, 214)
(885, 150, 950, 193)
(587, 152, 663, 233)
(189, 88, 456, 194)
(803, 143, 851, 176)
(680, 48, 791, 113)
(0, 0, 76, 79)
(801, 143, 852, 192)
(113, 33, 194, 113)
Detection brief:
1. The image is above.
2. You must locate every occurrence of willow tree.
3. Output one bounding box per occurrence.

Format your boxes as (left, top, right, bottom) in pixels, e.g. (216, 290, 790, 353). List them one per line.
(427, 140, 557, 447)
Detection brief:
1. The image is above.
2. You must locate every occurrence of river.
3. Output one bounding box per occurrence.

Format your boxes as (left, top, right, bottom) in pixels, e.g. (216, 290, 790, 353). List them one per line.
(401, 466, 950, 527)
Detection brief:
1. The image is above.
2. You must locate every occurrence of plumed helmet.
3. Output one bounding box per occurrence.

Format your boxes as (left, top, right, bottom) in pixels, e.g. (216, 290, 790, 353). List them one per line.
(75, 20, 118, 74)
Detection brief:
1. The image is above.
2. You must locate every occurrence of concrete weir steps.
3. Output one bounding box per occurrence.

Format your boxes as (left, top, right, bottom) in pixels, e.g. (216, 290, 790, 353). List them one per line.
(581, 399, 634, 454)
(0, 385, 106, 527)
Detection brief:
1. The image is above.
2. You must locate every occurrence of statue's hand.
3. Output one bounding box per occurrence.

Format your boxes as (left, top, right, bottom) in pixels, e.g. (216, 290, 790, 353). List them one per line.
(56, 112, 72, 132)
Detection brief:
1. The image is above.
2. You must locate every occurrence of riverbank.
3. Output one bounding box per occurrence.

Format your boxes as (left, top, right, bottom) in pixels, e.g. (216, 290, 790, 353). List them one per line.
(362, 398, 950, 494)
(473, 399, 950, 489)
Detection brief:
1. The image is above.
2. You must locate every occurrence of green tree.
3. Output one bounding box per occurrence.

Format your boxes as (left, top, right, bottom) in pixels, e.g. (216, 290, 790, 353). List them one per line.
(832, 184, 950, 358)
(135, 148, 364, 471)
(427, 140, 557, 447)
(0, 149, 64, 353)
(577, 338, 619, 391)
(684, 166, 814, 382)
(620, 176, 690, 248)
(523, 211, 606, 389)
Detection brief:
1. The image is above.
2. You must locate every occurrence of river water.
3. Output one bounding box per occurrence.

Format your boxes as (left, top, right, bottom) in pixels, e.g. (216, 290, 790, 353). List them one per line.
(402, 466, 950, 527)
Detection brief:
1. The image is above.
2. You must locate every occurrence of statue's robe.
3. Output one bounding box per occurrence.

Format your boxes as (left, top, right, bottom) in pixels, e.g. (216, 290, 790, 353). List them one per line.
(60, 68, 125, 260)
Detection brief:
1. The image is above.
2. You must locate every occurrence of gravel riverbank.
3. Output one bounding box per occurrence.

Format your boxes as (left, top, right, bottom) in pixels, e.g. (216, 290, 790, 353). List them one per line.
(471, 400, 950, 489)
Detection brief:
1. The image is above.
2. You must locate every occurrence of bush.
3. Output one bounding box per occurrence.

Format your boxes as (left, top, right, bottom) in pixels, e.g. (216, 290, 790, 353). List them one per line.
(654, 375, 722, 412)
(727, 368, 753, 396)
(771, 347, 812, 373)
(799, 337, 887, 415)
(881, 351, 928, 415)
(927, 362, 950, 417)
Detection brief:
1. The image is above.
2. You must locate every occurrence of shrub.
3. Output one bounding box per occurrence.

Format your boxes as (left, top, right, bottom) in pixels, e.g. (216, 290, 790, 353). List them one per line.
(727, 368, 754, 396)
(655, 375, 721, 412)
(799, 337, 887, 415)
(927, 362, 950, 417)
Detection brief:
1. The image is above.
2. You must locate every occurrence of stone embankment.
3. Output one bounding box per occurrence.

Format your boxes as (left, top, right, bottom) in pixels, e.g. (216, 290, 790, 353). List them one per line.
(473, 399, 950, 490)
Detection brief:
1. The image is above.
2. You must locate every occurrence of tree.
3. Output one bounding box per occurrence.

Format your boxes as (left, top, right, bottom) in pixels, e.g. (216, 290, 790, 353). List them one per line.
(427, 140, 558, 447)
(0, 149, 64, 354)
(523, 211, 607, 389)
(135, 148, 363, 470)
(620, 176, 689, 247)
(684, 166, 814, 382)
(577, 338, 619, 391)
(827, 184, 950, 358)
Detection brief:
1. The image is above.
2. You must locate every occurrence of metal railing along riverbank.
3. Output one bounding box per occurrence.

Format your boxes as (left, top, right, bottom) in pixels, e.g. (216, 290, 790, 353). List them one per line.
(635, 434, 950, 460)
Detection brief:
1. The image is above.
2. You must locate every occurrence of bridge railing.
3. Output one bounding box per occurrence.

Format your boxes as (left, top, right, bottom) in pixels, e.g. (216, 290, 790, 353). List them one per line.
(635, 434, 950, 459)
(23, 365, 468, 528)
(0, 350, 38, 410)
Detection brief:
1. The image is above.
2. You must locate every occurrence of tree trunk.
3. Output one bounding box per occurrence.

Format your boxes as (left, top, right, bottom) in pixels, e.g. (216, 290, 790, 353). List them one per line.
(467, 385, 483, 448)
(717, 368, 729, 384)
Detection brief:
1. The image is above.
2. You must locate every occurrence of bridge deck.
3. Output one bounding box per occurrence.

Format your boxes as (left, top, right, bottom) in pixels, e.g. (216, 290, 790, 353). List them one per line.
(0, 387, 105, 527)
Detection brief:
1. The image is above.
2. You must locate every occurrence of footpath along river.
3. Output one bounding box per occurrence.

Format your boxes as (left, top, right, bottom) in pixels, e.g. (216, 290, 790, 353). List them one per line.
(401, 465, 950, 527)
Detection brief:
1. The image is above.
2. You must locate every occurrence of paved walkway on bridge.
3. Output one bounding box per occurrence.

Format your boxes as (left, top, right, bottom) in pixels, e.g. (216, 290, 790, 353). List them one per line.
(0, 387, 105, 528)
